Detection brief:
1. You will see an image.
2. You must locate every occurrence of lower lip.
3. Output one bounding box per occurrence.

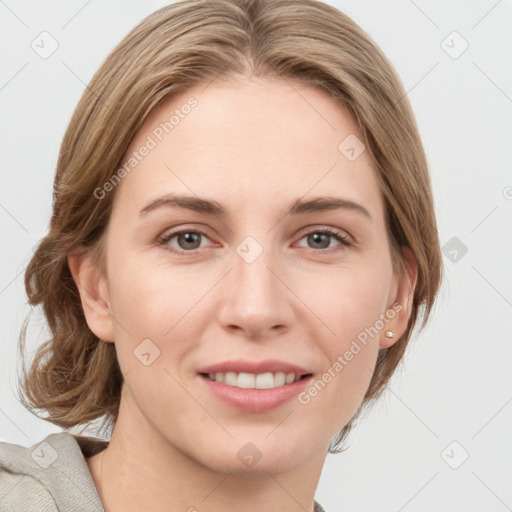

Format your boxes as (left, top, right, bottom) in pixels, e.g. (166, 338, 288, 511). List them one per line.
(198, 374, 313, 413)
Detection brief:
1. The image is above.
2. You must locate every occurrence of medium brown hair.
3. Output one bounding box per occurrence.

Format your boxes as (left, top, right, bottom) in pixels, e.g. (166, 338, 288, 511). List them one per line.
(17, 0, 443, 453)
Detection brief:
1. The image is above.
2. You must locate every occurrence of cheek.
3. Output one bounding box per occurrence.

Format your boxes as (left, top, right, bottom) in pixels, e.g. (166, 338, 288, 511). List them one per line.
(306, 260, 392, 341)
(300, 345, 378, 437)
(107, 250, 198, 336)
(299, 265, 390, 418)
(106, 254, 214, 380)
(105, 261, 200, 404)
(297, 271, 386, 427)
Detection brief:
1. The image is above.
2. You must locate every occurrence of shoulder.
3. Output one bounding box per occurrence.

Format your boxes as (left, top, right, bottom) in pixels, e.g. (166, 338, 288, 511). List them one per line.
(0, 467, 57, 511)
(0, 434, 61, 511)
(0, 431, 108, 512)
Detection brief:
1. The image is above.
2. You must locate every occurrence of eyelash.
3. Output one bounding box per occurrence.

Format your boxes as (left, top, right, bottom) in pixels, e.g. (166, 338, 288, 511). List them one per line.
(156, 226, 353, 256)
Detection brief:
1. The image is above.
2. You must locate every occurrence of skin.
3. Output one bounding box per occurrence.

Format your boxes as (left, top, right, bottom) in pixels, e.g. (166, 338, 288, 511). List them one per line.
(69, 75, 417, 512)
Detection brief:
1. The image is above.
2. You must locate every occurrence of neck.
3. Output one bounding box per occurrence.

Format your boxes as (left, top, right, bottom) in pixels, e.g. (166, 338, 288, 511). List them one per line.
(87, 388, 327, 512)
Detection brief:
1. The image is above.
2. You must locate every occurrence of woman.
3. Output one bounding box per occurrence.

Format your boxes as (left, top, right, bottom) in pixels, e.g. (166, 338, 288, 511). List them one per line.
(0, 0, 442, 510)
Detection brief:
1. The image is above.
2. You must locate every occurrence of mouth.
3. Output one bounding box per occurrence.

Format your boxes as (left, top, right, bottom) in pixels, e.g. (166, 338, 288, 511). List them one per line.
(197, 363, 314, 413)
(199, 371, 312, 390)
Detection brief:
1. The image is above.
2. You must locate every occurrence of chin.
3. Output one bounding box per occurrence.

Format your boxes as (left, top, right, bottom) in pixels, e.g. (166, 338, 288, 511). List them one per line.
(192, 429, 315, 475)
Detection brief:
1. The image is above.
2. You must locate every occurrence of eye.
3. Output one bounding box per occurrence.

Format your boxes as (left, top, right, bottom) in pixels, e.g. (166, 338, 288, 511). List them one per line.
(296, 227, 353, 252)
(157, 228, 214, 254)
(157, 226, 353, 255)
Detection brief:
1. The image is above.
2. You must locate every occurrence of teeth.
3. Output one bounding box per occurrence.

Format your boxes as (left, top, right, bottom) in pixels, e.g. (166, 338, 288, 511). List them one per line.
(285, 373, 295, 384)
(224, 372, 237, 386)
(206, 371, 302, 389)
(274, 372, 286, 387)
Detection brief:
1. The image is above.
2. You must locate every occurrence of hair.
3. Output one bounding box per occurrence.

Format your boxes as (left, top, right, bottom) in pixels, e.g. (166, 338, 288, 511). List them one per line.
(17, 0, 443, 453)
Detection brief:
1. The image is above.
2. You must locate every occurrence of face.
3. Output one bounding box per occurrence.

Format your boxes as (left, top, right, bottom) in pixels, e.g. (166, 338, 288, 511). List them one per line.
(78, 75, 412, 474)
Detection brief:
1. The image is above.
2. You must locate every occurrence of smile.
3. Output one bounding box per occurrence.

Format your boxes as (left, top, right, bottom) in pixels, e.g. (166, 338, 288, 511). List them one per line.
(204, 371, 308, 389)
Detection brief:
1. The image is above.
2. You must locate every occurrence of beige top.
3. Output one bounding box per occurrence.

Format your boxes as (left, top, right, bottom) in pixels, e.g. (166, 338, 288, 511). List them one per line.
(0, 432, 328, 511)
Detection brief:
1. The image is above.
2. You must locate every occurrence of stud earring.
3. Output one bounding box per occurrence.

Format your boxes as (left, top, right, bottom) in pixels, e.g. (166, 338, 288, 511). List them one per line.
(385, 331, 395, 338)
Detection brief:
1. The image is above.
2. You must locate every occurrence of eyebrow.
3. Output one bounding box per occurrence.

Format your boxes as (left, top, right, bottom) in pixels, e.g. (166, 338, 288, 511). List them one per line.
(139, 194, 371, 220)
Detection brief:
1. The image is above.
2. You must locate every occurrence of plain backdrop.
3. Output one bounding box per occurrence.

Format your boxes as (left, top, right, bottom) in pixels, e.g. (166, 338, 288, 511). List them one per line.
(1, 1, 511, 511)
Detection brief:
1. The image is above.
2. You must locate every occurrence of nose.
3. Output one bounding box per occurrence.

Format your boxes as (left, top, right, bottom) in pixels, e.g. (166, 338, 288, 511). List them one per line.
(216, 241, 294, 340)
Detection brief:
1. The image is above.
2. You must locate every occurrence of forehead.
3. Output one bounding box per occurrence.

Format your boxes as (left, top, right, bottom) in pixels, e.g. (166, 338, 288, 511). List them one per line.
(113, 76, 383, 221)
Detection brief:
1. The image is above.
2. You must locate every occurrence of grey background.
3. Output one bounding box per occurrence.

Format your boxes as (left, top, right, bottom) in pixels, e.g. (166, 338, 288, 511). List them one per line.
(1, 1, 511, 511)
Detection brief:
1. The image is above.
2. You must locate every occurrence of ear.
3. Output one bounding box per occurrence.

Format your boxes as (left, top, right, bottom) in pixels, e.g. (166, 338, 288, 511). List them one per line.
(67, 249, 115, 343)
(380, 247, 418, 349)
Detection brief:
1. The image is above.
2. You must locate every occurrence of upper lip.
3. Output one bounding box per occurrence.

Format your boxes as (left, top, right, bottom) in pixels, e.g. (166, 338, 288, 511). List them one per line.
(198, 359, 312, 376)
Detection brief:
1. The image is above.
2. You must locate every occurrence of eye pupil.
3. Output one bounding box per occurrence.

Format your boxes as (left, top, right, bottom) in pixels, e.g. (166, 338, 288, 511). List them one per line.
(308, 233, 330, 249)
(178, 232, 201, 250)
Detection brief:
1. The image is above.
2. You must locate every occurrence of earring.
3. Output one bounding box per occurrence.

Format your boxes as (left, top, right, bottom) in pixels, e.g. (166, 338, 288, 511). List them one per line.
(385, 331, 395, 338)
